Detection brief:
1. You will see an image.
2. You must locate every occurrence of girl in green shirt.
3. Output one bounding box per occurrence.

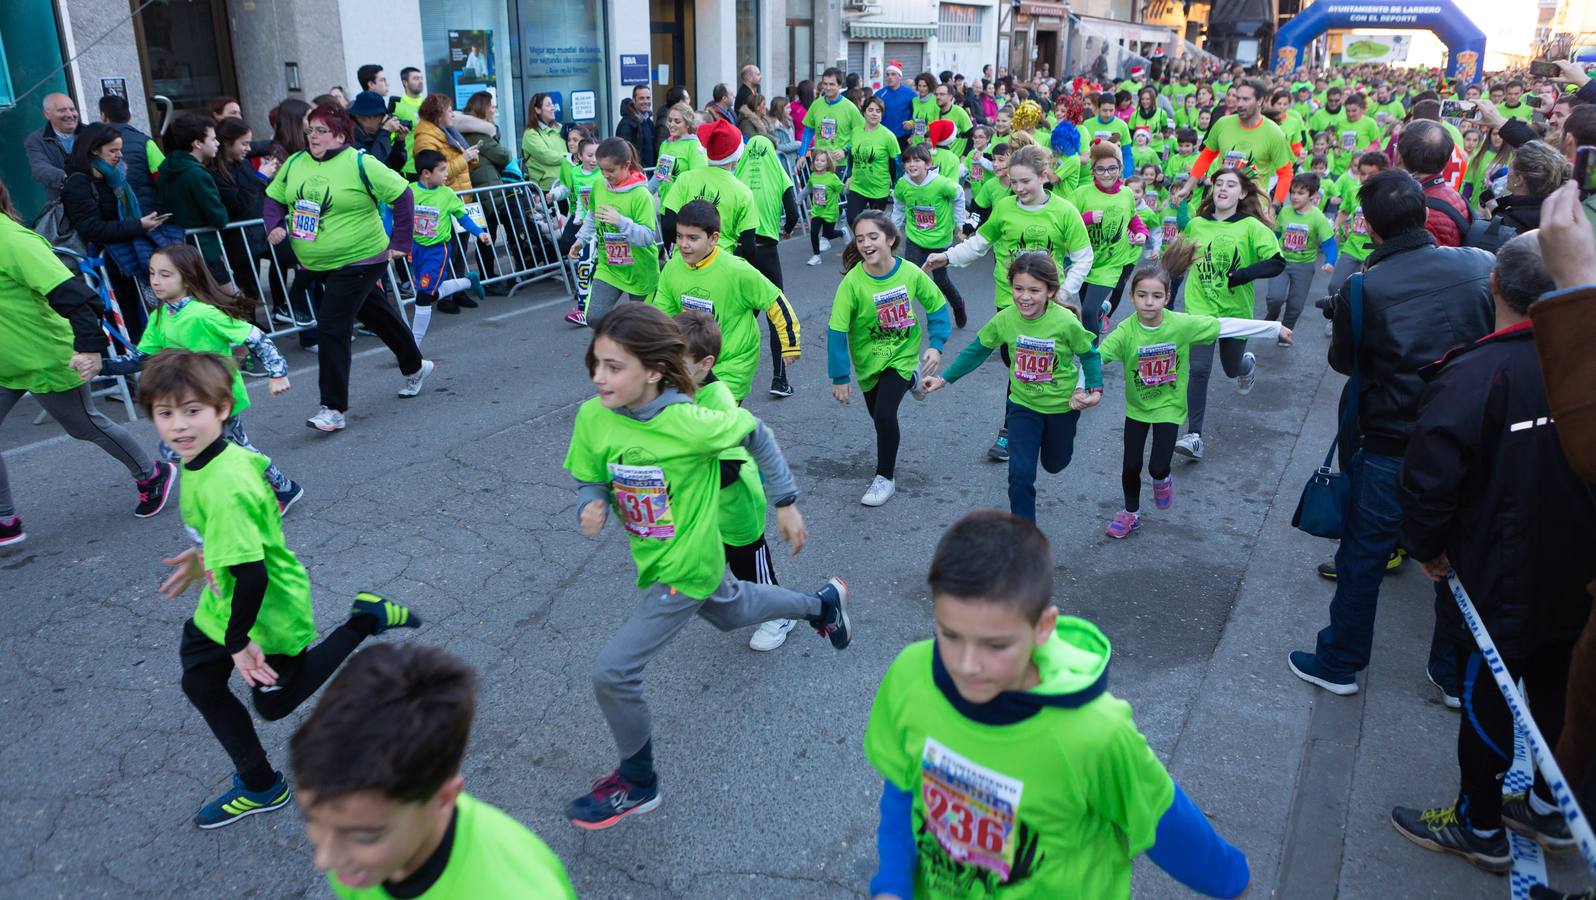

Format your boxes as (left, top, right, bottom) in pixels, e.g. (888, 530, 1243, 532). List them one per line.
(570, 138, 660, 326)
(806, 150, 845, 265)
(651, 102, 705, 194)
(563, 303, 850, 828)
(1072, 142, 1150, 340)
(848, 97, 901, 222)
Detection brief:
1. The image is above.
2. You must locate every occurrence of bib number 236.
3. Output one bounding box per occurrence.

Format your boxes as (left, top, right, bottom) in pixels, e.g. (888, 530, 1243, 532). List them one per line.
(920, 738, 1024, 882)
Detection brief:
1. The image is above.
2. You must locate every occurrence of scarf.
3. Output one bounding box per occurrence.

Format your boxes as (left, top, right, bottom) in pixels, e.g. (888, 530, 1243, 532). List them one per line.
(92, 157, 141, 221)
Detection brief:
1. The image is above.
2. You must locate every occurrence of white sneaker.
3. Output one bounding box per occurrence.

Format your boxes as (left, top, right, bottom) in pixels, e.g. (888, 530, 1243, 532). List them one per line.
(806, 254, 823, 266)
(306, 407, 346, 432)
(818, 237, 832, 252)
(749, 619, 797, 651)
(908, 366, 927, 401)
(1174, 432, 1204, 461)
(861, 475, 896, 506)
(1324, 319, 1334, 337)
(1236, 352, 1257, 395)
(398, 359, 435, 398)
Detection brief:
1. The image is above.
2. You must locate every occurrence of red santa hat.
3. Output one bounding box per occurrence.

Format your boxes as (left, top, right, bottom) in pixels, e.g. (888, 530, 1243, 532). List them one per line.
(886, 60, 904, 75)
(697, 119, 744, 166)
(1130, 65, 1146, 78)
(928, 119, 956, 147)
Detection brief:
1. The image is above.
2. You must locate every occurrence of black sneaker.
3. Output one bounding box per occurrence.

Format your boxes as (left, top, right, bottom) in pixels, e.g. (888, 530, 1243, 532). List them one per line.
(1530, 887, 1596, 899)
(349, 592, 422, 634)
(988, 428, 1010, 462)
(134, 461, 177, 518)
(0, 515, 24, 547)
(808, 577, 852, 649)
(239, 354, 269, 378)
(769, 375, 794, 398)
(453, 293, 480, 309)
(1318, 548, 1406, 580)
(1390, 804, 1511, 873)
(1503, 792, 1576, 852)
(436, 298, 461, 315)
(276, 481, 305, 517)
(567, 770, 660, 830)
(953, 305, 968, 329)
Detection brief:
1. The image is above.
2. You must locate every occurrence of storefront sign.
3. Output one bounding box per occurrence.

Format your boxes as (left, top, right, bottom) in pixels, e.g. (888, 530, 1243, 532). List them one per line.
(571, 90, 596, 120)
(449, 29, 496, 108)
(621, 54, 650, 86)
(527, 44, 604, 78)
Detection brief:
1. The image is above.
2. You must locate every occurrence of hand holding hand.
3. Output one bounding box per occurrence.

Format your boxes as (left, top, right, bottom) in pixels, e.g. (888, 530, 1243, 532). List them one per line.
(922, 252, 949, 272)
(1068, 389, 1101, 411)
(579, 500, 608, 536)
(921, 374, 947, 395)
(775, 505, 808, 555)
(268, 376, 290, 395)
(919, 348, 942, 378)
(231, 642, 279, 688)
(69, 352, 102, 381)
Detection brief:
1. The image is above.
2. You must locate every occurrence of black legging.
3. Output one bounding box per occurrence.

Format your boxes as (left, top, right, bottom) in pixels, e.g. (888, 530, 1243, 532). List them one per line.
(862, 369, 911, 479)
(311, 262, 425, 412)
(1122, 418, 1179, 512)
(179, 617, 374, 790)
(747, 238, 788, 381)
(810, 218, 839, 254)
(846, 190, 889, 224)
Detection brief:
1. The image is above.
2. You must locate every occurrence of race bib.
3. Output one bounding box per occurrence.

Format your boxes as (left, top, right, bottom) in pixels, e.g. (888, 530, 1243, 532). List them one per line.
(414, 205, 441, 240)
(912, 205, 937, 231)
(681, 294, 713, 313)
(603, 233, 633, 266)
(579, 185, 593, 211)
(970, 164, 986, 181)
(463, 201, 487, 229)
(812, 184, 829, 207)
(290, 199, 322, 241)
(872, 284, 915, 331)
(1340, 130, 1358, 152)
(920, 738, 1025, 882)
(1136, 342, 1178, 387)
(820, 118, 837, 141)
(914, 120, 928, 137)
(1161, 216, 1178, 242)
(657, 154, 676, 183)
(1223, 150, 1247, 170)
(609, 464, 674, 539)
(1013, 335, 1056, 383)
(1282, 222, 1309, 252)
(1352, 207, 1369, 236)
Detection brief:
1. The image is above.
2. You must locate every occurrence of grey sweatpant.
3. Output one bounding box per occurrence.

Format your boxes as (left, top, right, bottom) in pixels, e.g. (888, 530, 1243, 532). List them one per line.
(1327, 252, 1362, 298)
(584, 281, 643, 328)
(593, 573, 821, 758)
(157, 414, 291, 493)
(1266, 261, 1320, 329)
(0, 383, 153, 516)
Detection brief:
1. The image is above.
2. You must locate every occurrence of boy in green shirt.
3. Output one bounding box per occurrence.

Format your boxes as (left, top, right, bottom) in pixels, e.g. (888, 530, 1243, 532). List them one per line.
(1267, 173, 1338, 331)
(864, 511, 1251, 899)
(1329, 152, 1388, 299)
(143, 349, 420, 830)
(892, 143, 969, 327)
(407, 150, 490, 342)
(292, 644, 577, 898)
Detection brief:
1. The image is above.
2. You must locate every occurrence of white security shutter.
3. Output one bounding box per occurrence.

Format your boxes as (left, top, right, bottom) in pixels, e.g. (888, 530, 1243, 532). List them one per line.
(848, 41, 867, 77)
(883, 41, 925, 78)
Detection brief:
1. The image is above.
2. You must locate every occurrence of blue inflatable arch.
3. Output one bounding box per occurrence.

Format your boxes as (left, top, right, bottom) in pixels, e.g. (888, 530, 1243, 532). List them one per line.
(1273, 1, 1486, 84)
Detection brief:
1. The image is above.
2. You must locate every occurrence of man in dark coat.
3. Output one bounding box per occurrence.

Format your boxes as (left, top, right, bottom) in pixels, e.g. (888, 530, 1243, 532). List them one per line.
(615, 85, 657, 168)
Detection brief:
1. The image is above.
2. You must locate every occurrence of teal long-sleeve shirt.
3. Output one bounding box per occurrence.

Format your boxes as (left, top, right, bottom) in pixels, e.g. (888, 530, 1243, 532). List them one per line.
(827, 305, 953, 384)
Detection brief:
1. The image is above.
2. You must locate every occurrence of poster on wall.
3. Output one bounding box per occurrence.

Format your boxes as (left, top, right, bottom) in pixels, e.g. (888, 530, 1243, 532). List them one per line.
(1336, 34, 1411, 65)
(449, 29, 496, 108)
(100, 77, 128, 98)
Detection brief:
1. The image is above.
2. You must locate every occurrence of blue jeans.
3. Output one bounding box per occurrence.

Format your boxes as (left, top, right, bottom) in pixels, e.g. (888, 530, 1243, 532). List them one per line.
(1313, 451, 1402, 676)
(1005, 402, 1080, 523)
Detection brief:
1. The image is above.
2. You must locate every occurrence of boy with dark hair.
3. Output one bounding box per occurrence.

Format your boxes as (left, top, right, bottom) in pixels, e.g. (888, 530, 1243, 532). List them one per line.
(291, 644, 576, 897)
(156, 114, 230, 282)
(865, 510, 1250, 898)
(1267, 171, 1337, 333)
(142, 349, 422, 828)
(407, 148, 490, 342)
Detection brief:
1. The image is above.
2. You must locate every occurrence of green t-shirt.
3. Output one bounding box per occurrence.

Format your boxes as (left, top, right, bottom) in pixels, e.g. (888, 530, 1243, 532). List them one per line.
(973, 175, 1013, 212)
(803, 95, 865, 153)
(1500, 102, 1535, 122)
(1128, 108, 1169, 154)
(1308, 106, 1346, 135)
(561, 160, 604, 219)
(655, 136, 707, 188)
(966, 150, 993, 190)
(1070, 183, 1140, 286)
(1317, 173, 1342, 213)
(1278, 110, 1309, 150)
(181, 443, 316, 655)
(1082, 116, 1132, 153)
(696, 380, 765, 546)
(1100, 311, 1222, 424)
(735, 135, 795, 239)
(976, 195, 1091, 310)
(863, 630, 1175, 900)
(591, 181, 660, 297)
(808, 171, 844, 222)
(1201, 115, 1294, 183)
(1182, 215, 1281, 318)
(1370, 100, 1406, 127)
(138, 300, 253, 415)
(850, 125, 902, 199)
(1051, 156, 1082, 197)
(1332, 115, 1385, 170)
(665, 166, 756, 253)
(895, 173, 961, 249)
(932, 147, 962, 183)
(265, 148, 408, 272)
(0, 215, 80, 394)
(563, 395, 757, 598)
(1276, 203, 1334, 265)
(1130, 144, 1161, 173)
(650, 248, 780, 402)
(1164, 151, 1199, 183)
(935, 104, 975, 156)
(909, 96, 940, 142)
(972, 303, 1097, 414)
(1336, 177, 1374, 261)
(828, 259, 946, 390)
(408, 183, 467, 247)
(328, 793, 576, 899)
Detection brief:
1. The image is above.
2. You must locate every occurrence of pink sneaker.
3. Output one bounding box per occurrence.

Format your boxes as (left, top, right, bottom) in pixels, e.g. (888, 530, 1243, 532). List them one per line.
(1152, 476, 1173, 510)
(565, 308, 587, 326)
(1106, 510, 1141, 539)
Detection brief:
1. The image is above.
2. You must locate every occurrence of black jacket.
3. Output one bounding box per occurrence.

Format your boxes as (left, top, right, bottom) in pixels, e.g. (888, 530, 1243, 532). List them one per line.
(60, 170, 145, 246)
(1400, 323, 1596, 657)
(1490, 193, 1542, 233)
(350, 124, 406, 172)
(108, 122, 161, 213)
(213, 158, 266, 222)
(617, 109, 658, 168)
(1328, 228, 1493, 456)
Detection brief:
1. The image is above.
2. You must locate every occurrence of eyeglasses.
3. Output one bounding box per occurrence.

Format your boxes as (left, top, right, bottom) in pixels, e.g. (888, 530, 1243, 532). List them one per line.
(1092, 166, 1121, 175)
(306, 125, 334, 135)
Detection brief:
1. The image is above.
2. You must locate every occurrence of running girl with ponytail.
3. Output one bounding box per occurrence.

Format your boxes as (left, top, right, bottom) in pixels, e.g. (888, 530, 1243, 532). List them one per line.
(563, 303, 852, 830)
(568, 137, 659, 327)
(828, 211, 951, 507)
(1170, 167, 1285, 462)
(1097, 240, 1292, 538)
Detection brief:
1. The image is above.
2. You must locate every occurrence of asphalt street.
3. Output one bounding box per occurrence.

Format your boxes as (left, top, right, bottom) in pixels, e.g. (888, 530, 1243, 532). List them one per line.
(2, 235, 1591, 898)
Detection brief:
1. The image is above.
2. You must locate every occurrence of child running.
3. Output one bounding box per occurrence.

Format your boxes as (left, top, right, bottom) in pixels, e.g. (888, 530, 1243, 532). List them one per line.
(806, 151, 845, 266)
(1097, 242, 1292, 538)
(891, 143, 968, 328)
(103, 244, 303, 513)
(649, 200, 799, 404)
(676, 310, 798, 651)
(144, 349, 420, 829)
(1172, 168, 1285, 462)
(924, 144, 1093, 463)
(1071, 142, 1149, 338)
(555, 131, 600, 325)
(291, 644, 577, 897)
(563, 303, 852, 829)
(407, 149, 490, 340)
(568, 137, 659, 327)
(921, 253, 1102, 523)
(1266, 172, 1337, 335)
(828, 211, 951, 507)
(651, 102, 706, 193)
(865, 511, 1251, 900)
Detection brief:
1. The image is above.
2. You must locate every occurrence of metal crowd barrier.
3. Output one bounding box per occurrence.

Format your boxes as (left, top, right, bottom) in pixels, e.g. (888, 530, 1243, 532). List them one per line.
(33, 250, 139, 422)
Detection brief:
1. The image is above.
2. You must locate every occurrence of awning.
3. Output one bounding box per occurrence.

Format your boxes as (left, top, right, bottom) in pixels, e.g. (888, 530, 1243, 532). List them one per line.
(1073, 14, 1178, 50)
(846, 21, 937, 40)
